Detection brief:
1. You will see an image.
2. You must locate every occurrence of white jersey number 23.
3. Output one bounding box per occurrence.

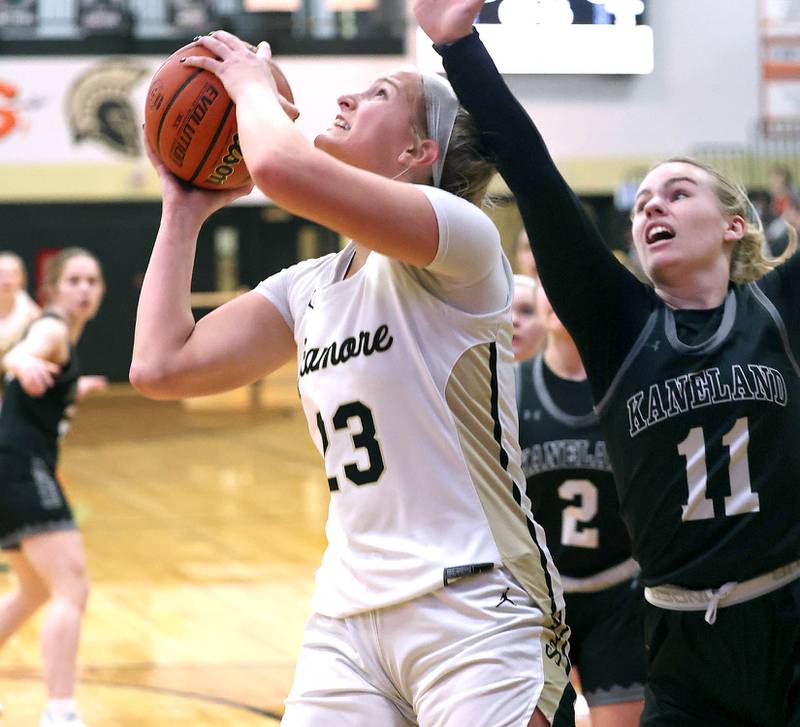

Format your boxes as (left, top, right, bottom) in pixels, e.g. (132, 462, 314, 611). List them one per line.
(316, 401, 385, 491)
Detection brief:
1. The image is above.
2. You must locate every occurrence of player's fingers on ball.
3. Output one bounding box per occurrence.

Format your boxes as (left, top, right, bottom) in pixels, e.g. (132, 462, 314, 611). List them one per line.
(180, 54, 220, 72)
(208, 29, 241, 49)
(256, 41, 272, 61)
(190, 34, 224, 55)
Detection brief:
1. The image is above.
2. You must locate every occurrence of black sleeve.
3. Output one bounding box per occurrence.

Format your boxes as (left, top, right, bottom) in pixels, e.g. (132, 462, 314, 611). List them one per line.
(756, 249, 800, 363)
(438, 30, 656, 400)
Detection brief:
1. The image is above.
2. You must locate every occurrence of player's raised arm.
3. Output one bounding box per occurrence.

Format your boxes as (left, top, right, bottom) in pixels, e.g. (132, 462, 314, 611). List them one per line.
(129, 147, 295, 400)
(414, 0, 652, 396)
(182, 32, 443, 268)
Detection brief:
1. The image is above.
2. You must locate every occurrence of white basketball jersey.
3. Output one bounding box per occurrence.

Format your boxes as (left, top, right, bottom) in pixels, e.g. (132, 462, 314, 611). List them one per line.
(257, 187, 563, 619)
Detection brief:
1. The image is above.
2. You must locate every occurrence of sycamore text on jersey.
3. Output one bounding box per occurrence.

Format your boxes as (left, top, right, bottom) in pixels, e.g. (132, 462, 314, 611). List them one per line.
(626, 363, 788, 437)
(299, 324, 394, 378)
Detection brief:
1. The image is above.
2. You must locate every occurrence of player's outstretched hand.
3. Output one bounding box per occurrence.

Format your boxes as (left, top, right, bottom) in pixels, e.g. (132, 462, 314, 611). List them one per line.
(16, 353, 60, 398)
(413, 0, 485, 45)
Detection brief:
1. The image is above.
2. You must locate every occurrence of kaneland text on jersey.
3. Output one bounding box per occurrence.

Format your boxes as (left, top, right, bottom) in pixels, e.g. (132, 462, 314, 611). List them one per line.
(520, 439, 613, 478)
(627, 364, 788, 437)
(299, 324, 394, 378)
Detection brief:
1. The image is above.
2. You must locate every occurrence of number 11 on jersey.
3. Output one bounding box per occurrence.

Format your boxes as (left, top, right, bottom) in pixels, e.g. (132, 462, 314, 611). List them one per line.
(678, 417, 760, 522)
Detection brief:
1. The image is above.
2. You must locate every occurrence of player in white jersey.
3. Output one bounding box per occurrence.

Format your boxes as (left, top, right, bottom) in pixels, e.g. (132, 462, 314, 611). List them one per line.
(132, 30, 572, 726)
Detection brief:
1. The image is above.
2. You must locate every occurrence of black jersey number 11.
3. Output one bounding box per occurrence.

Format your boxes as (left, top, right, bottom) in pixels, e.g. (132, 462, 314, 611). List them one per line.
(678, 417, 760, 522)
(316, 401, 386, 491)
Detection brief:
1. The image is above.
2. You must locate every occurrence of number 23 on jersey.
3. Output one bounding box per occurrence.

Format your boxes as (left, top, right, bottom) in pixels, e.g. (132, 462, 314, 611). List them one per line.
(315, 400, 386, 491)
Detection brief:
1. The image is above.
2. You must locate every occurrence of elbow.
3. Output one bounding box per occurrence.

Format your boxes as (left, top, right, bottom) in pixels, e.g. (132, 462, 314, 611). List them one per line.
(129, 360, 181, 400)
(249, 151, 301, 206)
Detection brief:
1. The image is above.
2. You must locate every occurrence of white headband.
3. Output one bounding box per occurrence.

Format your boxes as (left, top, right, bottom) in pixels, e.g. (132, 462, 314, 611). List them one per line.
(514, 274, 537, 292)
(420, 72, 460, 188)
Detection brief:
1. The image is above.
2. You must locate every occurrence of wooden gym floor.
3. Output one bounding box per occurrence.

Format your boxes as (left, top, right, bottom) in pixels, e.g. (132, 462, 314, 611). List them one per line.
(0, 368, 327, 725)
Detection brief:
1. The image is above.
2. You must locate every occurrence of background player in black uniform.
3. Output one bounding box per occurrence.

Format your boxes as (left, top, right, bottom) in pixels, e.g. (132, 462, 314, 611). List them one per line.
(517, 279, 645, 726)
(414, 1, 800, 724)
(512, 274, 545, 362)
(0, 248, 105, 727)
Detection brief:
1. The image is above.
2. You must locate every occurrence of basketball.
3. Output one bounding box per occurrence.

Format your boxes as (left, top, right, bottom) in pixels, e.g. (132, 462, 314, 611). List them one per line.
(144, 42, 294, 190)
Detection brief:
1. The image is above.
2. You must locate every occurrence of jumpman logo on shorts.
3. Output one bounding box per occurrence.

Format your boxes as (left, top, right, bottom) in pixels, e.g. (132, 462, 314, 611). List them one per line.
(495, 587, 516, 608)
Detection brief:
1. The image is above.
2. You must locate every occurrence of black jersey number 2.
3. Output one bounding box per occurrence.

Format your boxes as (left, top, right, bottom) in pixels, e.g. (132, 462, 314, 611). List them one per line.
(558, 479, 599, 549)
(316, 401, 385, 491)
(678, 417, 760, 522)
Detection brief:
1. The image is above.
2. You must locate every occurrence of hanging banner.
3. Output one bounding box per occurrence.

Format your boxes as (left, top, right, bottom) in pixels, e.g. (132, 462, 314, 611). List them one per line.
(0, 56, 152, 163)
(0, 53, 409, 165)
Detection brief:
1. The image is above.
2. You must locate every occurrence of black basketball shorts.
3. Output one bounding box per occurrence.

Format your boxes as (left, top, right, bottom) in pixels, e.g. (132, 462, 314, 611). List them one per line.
(0, 450, 76, 550)
(641, 578, 800, 726)
(564, 578, 647, 707)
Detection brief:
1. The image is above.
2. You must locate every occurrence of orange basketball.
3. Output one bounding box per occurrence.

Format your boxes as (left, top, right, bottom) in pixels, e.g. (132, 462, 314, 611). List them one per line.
(144, 42, 294, 190)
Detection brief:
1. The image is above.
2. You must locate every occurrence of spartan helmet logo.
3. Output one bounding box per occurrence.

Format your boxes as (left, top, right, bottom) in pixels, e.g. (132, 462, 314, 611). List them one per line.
(66, 59, 148, 156)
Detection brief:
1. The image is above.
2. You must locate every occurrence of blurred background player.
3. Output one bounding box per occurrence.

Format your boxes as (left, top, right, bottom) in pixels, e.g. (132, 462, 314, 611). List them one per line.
(767, 164, 798, 220)
(511, 274, 545, 362)
(1, 250, 107, 407)
(0, 247, 106, 727)
(132, 30, 573, 726)
(0, 251, 41, 382)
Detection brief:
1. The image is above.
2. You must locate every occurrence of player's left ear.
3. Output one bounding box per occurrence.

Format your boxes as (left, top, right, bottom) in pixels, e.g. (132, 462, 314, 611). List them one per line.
(398, 138, 439, 172)
(723, 215, 746, 244)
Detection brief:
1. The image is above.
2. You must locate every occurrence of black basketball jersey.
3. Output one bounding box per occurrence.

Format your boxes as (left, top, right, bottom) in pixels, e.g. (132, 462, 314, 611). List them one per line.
(517, 354, 633, 579)
(0, 312, 80, 469)
(596, 283, 800, 590)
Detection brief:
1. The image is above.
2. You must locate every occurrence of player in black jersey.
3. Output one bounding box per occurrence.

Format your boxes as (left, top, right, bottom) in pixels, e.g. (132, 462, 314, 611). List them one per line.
(0, 248, 105, 727)
(415, 2, 800, 724)
(516, 277, 645, 726)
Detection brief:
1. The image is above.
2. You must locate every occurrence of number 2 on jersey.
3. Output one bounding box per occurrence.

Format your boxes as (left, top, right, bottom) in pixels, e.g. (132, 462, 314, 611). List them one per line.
(316, 401, 385, 491)
(678, 417, 760, 522)
(558, 479, 599, 549)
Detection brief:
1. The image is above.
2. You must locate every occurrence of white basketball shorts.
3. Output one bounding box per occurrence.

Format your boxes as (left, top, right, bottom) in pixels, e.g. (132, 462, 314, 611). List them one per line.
(282, 566, 571, 726)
